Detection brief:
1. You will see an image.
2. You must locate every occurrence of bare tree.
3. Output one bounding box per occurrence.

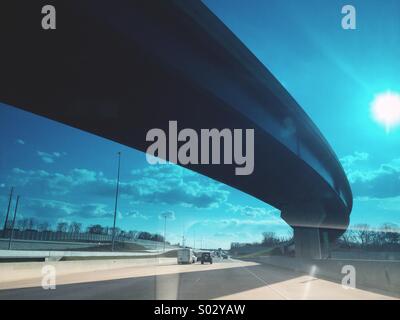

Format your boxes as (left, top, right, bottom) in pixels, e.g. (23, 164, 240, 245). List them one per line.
(87, 224, 104, 234)
(68, 222, 82, 233)
(138, 231, 152, 240)
(114, 227, 122, 237)
(286, 229, 294, 242)
(261, 232, 284, 246)
(18, 218, 36, 231)
(17, 218, 28, 231)
(127, 230, 138, 240)
(353, 224, 373, 247)
(380, 223, 400, 245)
(37, 222, 51, 232)
(340, 229, 357, 247)
(56, 222, 69, 233)
(26, 217, 37, 230)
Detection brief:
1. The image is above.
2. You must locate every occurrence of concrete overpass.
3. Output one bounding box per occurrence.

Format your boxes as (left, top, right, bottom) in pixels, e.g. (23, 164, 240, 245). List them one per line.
(0, 0, 352, 259)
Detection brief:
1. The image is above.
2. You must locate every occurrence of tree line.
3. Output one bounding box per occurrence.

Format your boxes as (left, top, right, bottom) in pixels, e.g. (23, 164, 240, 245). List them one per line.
(3, 218, 166, 243)
(231, 231, 292, 249)
(230, 224, 400, 252)
(337, 223, 400, 250)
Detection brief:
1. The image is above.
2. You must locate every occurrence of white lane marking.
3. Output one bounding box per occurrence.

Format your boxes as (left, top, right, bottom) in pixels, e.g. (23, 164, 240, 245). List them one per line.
(242, 265, 289, 300)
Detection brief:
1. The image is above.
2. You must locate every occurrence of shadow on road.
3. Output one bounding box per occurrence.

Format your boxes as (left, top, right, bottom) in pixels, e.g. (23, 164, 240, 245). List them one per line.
(0, 262, 302, 300)
(0, 259, 397, 300)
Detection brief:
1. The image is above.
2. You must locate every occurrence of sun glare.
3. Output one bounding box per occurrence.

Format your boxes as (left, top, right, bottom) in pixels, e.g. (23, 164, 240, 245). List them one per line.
(371, 91, 400, 132)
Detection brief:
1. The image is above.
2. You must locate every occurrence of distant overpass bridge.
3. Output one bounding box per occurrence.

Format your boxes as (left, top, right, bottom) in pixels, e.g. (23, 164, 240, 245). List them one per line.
(0, 0, 352, 259)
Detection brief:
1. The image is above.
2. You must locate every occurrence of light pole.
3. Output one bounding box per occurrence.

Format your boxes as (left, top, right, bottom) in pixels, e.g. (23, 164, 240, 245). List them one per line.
(163, 213, 167, 252)
(193, 229, 196, 249)
(111, 152, 121, 252)
(8, 195, 19, 250)
(3, 186, 14, 230)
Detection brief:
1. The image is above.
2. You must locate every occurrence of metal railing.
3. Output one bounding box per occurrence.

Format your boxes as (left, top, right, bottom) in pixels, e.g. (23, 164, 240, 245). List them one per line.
(0, 229, 177, 250)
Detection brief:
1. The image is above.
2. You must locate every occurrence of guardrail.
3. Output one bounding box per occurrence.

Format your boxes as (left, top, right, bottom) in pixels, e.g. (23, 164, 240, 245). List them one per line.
(0, 230, 177, 250)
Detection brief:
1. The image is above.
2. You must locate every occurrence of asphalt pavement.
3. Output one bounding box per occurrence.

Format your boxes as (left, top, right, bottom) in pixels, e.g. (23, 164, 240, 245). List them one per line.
(0, 258, 396, 300)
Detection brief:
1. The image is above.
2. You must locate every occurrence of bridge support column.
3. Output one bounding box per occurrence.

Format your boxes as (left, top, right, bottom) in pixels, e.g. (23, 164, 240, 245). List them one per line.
(281, 201, 329, 259)
(293, 227, 322, 259)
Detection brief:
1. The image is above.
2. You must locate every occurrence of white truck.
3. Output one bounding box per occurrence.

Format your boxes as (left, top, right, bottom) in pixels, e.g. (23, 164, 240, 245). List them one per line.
(177, 248, 196, 264)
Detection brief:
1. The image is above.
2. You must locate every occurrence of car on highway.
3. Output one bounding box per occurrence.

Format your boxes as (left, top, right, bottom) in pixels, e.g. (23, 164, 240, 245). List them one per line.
(200, 251, 213, 264)
(177, 248, 196, 264)
(221, 253, 228, 259)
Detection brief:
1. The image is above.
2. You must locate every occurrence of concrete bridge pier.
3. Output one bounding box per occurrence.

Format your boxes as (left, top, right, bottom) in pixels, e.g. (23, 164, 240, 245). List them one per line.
(281, 202, 330, 260)
(292, 226, 331, 259)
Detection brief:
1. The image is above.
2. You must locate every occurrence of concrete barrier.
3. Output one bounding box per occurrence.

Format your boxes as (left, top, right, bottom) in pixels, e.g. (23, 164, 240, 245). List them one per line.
(0, 257, 176, 284)
(0, 239, 104, 251)
(331, 250, 400, 261)
(246, 256, 400, 296)
(0, 249, 174, 261)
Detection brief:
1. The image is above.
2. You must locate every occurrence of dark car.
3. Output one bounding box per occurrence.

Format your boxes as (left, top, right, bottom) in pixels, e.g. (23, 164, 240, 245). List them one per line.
(200, 252, 213, 264)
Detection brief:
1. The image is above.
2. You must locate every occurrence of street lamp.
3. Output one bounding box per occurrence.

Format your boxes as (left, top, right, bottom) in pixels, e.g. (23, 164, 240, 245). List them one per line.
(111, 152, 121, 252)
(3, 186, 14, 230)
(8, 195, 20, 250)
(163, 213, 167, 252)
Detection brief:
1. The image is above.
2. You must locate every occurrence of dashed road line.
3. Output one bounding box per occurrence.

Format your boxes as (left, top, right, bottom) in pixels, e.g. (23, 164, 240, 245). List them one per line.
(242, 265, 289, 300)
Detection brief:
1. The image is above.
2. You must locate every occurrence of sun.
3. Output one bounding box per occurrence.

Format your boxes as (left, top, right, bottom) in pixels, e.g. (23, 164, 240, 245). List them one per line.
(371, 91, 400, 131)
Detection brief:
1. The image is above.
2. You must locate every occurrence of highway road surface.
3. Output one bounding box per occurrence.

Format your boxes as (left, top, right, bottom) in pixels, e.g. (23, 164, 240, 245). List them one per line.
(0, 258, 397, 300)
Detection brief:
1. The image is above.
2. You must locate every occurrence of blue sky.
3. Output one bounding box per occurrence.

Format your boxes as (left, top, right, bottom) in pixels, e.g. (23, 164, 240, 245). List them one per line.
(203, 0, 400, 226)
(1, 0, 400, 248)
(0, 104, 286, 249)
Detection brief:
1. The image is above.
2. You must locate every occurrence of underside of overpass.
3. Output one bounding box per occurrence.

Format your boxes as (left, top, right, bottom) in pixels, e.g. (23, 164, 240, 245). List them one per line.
(0, 0, 353, 259)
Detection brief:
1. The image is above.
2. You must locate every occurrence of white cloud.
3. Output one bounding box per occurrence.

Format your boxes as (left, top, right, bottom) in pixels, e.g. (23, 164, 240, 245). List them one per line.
(22, 198, 113, 220)
(189, 217, 285, 230)
(121, 210, 148, 220)
(8, 164, 229, 209)
(340, 151, 369, 169)
(16, 139, 25, 145)
(37, 151, 65, 164)
(355, 195, 400, 212)
(340, 152, 400, 198)
(227, 203, 280, 219)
